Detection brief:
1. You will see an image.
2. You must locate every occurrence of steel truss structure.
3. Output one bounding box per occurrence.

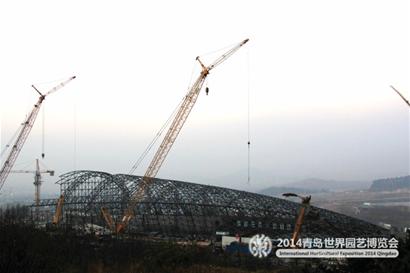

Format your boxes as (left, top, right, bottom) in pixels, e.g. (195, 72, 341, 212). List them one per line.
(33, 171, 386, 238)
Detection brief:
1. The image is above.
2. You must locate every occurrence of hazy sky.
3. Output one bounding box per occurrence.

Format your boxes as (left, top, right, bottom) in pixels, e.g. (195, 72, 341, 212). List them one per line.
(1, 0, 409, 195)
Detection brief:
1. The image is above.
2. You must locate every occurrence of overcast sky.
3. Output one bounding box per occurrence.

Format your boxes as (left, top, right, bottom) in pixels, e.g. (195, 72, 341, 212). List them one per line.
(1, 0, 409, 195)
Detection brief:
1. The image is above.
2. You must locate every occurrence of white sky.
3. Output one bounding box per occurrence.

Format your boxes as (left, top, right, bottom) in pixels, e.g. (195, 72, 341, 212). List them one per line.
(0, 0, 409, 196)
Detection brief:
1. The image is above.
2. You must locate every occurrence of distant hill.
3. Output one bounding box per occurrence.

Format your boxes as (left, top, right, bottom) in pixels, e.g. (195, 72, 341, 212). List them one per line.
(283, 178, 371, 191)
(370, 175, 410, 192)
(258, 185, 326, 197)
(208, 168, 299, 192)
(259, 177, 372, 196)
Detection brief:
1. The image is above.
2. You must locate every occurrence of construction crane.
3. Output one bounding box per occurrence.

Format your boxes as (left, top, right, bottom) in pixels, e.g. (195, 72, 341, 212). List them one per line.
(0, 76, 76, 192)
(10, 159, 54, 215)
(390, 85, 410, 107)
(52, 194, 65, 225)
(101, 207, 115, 232)
(282, 193, 311, 246)
(106, 39, 249, 233)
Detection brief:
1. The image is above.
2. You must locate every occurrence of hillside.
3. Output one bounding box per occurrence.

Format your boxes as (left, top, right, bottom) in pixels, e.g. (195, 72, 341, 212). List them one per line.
(258, 185, 326, 197)
(370, 175, 410, 192)
(284, 178, 371, 191)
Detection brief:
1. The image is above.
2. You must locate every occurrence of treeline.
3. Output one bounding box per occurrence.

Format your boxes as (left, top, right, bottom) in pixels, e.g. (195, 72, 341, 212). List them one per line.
(0, 204, 30, 224)
(0, 205, 274, 273)
(370, 175, 410, 192)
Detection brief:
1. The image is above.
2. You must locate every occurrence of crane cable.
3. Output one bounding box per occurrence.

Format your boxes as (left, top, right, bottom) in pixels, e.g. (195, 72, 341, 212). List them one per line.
(129, 62, 198, 175)
(31, 77, 72, 160)
(73, 87, 78, 171)
(129, 97, 184, 175)
(201, 41, 252, 184)
(41, 105, 45, 159)
(199, 41, 238, 58)
(247, 46, 251, 185)
(129, 44, 251, 178)
(35, 77, 74, 161)
(0, 123, 23, 159)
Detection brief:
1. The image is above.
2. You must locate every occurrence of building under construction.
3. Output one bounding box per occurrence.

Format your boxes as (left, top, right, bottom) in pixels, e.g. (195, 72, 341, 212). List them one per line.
(3, 39, 388, 240)
(32, 170, 386, 239)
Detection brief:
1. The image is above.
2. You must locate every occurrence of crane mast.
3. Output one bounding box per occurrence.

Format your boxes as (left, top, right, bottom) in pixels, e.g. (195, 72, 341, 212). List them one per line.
(34, 159, 42, 207)
(114, 39, 249, 233)
(10, 158, 54, 219)
(10, 158, 54, 205)
(0, 76, 76, 192)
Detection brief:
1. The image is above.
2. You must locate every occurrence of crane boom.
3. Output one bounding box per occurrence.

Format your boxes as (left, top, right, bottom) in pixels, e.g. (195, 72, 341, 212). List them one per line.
(101, 207, 115, 232)
(390, 85, 410, 107)
(283, 193, 311, 247)
(0, 76, 76, 191)
(52, 195, 65, 224)
(145, 38, 249, 179)
(114, 39, 249, 233)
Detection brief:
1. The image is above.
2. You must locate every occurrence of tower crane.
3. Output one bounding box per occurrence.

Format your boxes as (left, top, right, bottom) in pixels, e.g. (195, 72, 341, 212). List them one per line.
(0, 76, 76, 192)
(102, 39, 249, 233)
(11, 159, 54, 205)
(10, 159, 54, 217)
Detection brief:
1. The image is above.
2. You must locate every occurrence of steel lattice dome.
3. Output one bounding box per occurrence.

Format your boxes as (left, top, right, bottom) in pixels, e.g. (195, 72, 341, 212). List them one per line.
(36, 171, 386, 238)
